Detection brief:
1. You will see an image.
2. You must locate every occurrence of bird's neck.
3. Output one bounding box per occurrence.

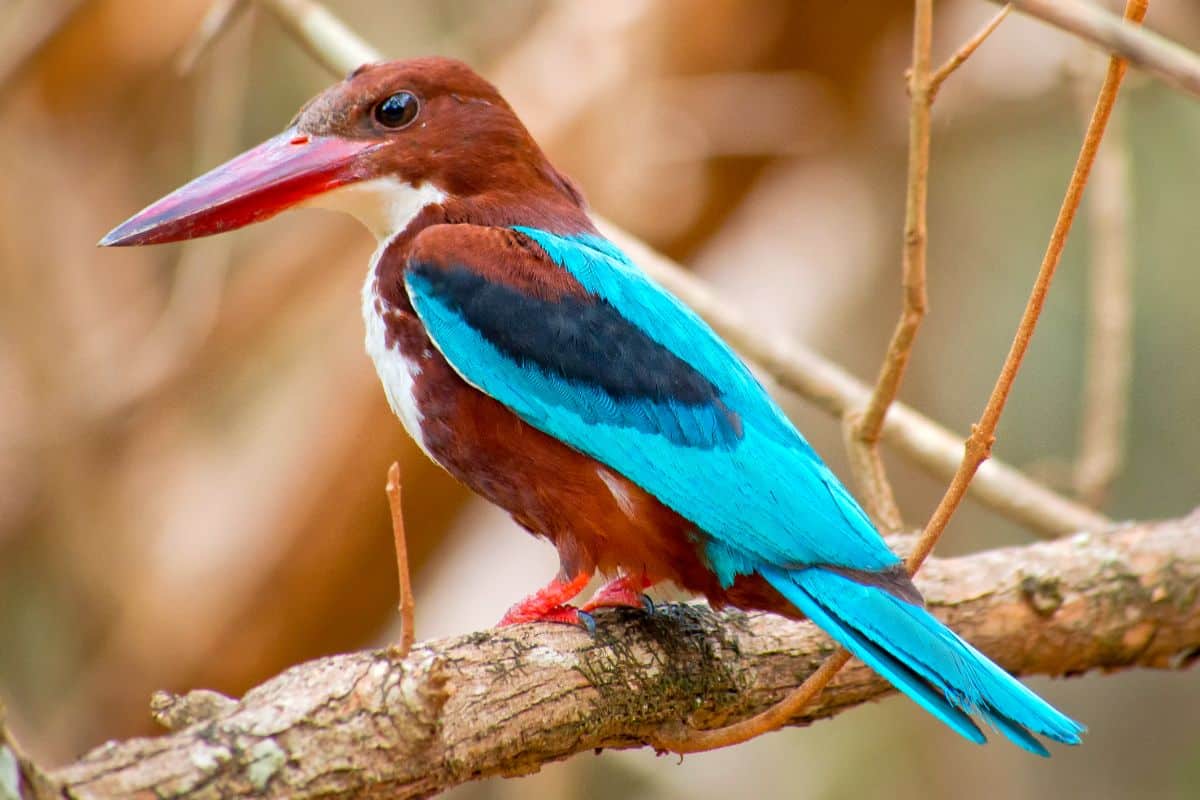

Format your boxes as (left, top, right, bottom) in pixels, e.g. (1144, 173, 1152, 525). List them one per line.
(314, 169, 595, 246)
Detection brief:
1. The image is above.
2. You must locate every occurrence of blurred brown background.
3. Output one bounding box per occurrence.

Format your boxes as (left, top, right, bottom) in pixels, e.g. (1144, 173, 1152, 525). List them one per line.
(1, 0, 1198, 797)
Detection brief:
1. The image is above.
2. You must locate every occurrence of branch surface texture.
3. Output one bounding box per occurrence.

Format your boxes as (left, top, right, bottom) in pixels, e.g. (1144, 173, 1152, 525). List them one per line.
(42, 513, 1200, 799)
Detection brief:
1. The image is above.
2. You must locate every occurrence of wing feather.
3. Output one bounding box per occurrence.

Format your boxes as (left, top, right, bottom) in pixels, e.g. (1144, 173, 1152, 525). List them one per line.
(405, 224, 900, 579)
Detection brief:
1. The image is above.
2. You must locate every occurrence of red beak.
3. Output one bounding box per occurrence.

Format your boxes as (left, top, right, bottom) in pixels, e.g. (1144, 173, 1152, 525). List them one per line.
(100, 129, 380, 247)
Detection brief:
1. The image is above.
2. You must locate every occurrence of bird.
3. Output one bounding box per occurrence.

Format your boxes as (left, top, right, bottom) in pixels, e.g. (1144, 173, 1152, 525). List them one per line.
(101, 56, 1083, 755)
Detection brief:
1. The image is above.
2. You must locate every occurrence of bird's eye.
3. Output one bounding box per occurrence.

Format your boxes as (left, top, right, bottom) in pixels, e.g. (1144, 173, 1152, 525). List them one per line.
(374, 91, 419, 129)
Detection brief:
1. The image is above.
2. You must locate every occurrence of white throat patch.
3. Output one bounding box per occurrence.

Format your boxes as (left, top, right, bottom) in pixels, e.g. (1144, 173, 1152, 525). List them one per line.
(308, 176, 447, 241)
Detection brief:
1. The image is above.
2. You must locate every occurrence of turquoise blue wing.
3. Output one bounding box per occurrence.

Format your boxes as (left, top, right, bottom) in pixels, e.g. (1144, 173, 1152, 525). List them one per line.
(404, 224, 901, 580)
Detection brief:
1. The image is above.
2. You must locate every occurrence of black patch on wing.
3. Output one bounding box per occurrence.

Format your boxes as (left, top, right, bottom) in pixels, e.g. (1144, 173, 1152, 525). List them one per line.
(411, 263, 721, 406)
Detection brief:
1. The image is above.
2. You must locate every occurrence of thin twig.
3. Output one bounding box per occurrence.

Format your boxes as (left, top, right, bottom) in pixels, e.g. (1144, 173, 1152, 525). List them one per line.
(655, 0, 1147, 754)
(844, 7, 1012, 532)
(910, 0, 1149, 568)
(929, 5, 1012, 97)
(848, 3, 1011, 531)
(841, 415, 901, 530)
(846, 0, 936, 531)
(385, 462, 416, 658)
(650, 645, 854, 755)
(991, 0, 1200, 100)
(1072, 57, 1134, 508)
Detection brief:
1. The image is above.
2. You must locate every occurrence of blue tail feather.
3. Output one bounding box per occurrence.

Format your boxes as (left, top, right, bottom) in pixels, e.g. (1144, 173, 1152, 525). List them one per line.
(779, 571, 987, 745)
(761, 566, 1084, 754)
(988, 710, 1051, 757)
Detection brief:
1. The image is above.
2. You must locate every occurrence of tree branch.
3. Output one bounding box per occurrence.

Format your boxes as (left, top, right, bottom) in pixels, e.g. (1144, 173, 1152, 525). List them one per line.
(385, 462, 416, 658)
(908, 0, 1146, 570)
(844, 3, 1012, 531)
(845, 0, 937, 532)
(992, 0, 1200, 100)
(928, 5, 1012, 97)
(42, 513, 1200, 799)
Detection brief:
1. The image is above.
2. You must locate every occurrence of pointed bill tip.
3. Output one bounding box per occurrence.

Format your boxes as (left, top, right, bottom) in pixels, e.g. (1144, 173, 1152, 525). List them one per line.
(98, 224, 140, 247)
(97, 212, 197, 247)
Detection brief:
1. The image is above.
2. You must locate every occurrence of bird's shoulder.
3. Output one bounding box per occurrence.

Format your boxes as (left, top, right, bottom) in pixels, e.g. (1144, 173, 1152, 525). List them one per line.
(407, 222, 581, 297)
(405, 222, 744, 448)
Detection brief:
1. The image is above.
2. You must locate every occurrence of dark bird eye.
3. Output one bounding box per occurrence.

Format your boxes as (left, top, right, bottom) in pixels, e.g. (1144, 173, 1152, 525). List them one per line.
(374, 91, 419, 129)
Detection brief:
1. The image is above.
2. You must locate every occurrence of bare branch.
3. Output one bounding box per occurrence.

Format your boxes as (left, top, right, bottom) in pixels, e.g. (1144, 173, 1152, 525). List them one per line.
(909, 0, 1147, 569)
(847, 3, 1011, 531)
(991, 0, 1200, 100)
(842, 412, 901, 530)
(45, 514, 1200, 799)
(150, 689, 237, 733)
(929, 5, 1012, 97)
(846, 0, 936, 531)
(386, 462, 416, 658)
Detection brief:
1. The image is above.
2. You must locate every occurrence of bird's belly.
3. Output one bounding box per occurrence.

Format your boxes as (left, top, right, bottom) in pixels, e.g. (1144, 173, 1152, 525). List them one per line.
(366, 317, 428, 454)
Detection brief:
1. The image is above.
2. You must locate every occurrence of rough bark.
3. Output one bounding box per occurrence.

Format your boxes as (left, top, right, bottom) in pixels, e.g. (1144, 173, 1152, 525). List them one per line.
(23, 513, 1200, 799)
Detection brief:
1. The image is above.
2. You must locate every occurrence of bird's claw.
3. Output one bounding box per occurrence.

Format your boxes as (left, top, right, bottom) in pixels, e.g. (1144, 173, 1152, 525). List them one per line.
(496, 572, 593, 630)
(581, 577, 656, 615)
(640, 593, 656, 614)
(498, 603, 594, 632)
(498, 573, 648, 633)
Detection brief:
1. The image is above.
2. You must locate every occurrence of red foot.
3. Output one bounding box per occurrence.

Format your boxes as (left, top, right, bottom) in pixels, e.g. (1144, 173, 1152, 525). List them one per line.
(582, 574, 655, 613)
(498, 571, 592, 627)
(499, 604, 588, 627)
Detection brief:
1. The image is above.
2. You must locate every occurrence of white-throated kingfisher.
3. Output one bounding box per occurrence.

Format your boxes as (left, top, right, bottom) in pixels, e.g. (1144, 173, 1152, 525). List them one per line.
(102, 57, 1083, 755)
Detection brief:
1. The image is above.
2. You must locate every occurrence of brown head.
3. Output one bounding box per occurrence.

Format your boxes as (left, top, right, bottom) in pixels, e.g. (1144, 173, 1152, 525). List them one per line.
(100, 57, 584, 246)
